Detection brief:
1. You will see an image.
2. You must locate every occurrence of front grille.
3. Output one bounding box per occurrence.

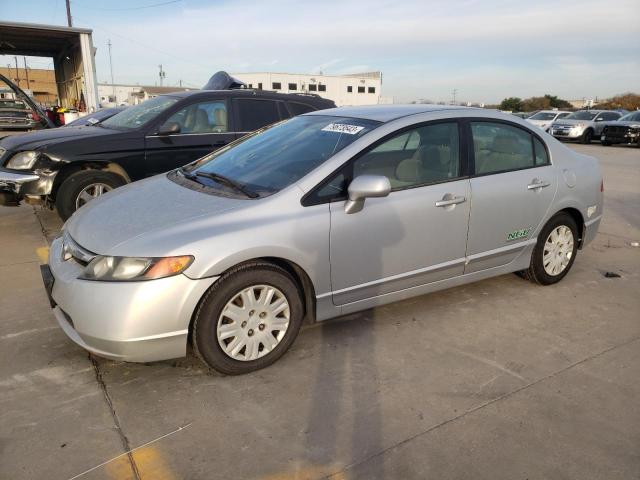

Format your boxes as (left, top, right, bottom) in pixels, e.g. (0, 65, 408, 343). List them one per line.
(606, 126, 630, 134)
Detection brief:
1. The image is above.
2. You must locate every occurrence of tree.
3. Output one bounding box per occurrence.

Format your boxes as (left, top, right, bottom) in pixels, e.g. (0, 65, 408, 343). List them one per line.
(499, 97, 523, 112)
(521, 96, 551, 111)
(544, 94, 572, 109)
(595, 93, 640, 111)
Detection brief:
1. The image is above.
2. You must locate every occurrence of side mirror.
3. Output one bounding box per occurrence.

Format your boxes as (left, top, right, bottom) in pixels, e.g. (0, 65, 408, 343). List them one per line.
(344, 175, 391, 214)
(157, 122, 181, 135)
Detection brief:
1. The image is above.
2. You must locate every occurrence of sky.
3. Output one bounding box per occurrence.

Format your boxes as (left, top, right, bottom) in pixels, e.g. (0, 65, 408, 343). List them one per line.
(1, 0, 639, 104)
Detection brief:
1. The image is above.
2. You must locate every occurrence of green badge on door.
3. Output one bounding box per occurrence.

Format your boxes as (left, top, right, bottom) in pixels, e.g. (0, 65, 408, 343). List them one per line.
(507, 228, 531, 241)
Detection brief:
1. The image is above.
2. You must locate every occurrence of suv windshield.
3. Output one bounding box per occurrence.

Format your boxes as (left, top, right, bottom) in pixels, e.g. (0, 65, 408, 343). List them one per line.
(529, 112, 557, 120)
(182, 115, 380, 197)
(565, 111, 598, 121)
(102, 95, 178, 129)
(620, 111, 640, 122)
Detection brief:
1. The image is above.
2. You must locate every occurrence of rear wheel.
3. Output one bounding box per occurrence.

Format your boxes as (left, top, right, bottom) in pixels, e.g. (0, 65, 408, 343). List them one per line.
(55, 170, 126, 221)
(521, 213, 578, 285)
(580, 129, 593, 144)
(193, 262, 303, 375)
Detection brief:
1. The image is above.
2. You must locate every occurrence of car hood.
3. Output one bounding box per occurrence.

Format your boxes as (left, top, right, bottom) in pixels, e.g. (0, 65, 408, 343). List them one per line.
(0, 125, 119, 151)
(603, 121, 640, 127)
(527, 119, 551, 127)
(553, 119, 593, 127)
(66, 174, 249, 256)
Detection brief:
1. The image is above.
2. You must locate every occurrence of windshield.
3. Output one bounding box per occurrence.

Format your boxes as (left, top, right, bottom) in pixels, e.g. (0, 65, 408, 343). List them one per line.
(102, 96, 178, 129)
(183, 115, 380, 197)
(529, 112, 557, 120)
(565, 111, 597, 121)
(619, 111, 640, 122)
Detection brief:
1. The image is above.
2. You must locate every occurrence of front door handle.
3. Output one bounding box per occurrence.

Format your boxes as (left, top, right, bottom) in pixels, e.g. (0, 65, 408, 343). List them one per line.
(435, 195, 466, 207)
(527, 179, 551, 190)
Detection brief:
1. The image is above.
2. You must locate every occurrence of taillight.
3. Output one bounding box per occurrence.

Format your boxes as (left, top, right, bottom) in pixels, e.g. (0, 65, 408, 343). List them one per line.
(600, 179, 604, 192)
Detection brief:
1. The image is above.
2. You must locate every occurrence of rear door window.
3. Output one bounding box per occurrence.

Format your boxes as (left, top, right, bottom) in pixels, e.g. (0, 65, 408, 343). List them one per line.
(471, 122, 542, 175)
(235, 99, 281, 132)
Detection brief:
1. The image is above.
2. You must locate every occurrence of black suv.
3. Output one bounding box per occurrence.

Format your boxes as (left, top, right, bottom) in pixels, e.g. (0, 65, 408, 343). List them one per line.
(0, 86, 334, 219)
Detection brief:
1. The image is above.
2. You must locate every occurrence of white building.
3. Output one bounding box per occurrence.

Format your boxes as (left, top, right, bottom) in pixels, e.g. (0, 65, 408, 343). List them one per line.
(97, 84, 193, 106)
(232, 71, 390, 107)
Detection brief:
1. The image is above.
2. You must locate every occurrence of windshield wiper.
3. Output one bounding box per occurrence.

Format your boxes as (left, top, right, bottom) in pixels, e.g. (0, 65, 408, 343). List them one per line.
(180, 168, 258, 198)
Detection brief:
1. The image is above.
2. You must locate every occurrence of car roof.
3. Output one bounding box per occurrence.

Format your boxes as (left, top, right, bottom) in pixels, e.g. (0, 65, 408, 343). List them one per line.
(304, 104, 480, 122)
(161, 89, 334, 105)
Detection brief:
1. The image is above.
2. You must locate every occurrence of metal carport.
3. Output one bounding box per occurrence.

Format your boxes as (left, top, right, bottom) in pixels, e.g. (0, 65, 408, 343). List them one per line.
(0, 21, 99, 112)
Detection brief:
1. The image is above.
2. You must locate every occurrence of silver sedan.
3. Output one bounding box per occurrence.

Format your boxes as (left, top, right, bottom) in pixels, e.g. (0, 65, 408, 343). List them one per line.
(43, 105, 603, 374)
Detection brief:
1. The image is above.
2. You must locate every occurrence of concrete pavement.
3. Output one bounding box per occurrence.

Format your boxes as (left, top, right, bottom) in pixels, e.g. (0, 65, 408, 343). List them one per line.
(1, 144, 638, 480)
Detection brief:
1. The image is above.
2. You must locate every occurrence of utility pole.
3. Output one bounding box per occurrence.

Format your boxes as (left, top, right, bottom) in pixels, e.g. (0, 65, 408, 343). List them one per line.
(66, 0, 73, 27)
(107, 39, 115, 100)
(451, 88, 458, 105)
(158, 64, 166, 87)
(179, 79, 182, 87)
(23, 57, 30, 91)
(14, 56, 20, 87)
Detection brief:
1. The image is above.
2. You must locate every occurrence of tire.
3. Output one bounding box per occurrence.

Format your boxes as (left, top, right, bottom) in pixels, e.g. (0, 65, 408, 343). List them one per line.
(580, 129, 593, 144)
(55, 170, 126, 221)
(193, 261, 303, 375)
(521, 212, 579, 286)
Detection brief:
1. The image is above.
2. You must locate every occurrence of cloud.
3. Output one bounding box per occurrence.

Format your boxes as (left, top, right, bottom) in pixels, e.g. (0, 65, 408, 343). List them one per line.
(22, 0, 638, 101)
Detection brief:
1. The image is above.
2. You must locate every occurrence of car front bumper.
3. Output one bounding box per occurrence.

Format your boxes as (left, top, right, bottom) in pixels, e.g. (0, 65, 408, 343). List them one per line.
(551, 127, 584, 139)
(46, 236, 218, 362)
(0, 168, 57, 205)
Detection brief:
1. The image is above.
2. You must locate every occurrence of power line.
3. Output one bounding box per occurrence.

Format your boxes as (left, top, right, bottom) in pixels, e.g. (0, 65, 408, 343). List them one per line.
(73, 15, 213, 72)
(73, 0, 183, 11)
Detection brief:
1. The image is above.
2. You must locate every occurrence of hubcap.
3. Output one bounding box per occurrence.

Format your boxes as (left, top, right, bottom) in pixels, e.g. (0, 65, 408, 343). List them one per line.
(543, 225, 574, 276)
(216, 284, 290, 361)
(75, 183, 113, 209)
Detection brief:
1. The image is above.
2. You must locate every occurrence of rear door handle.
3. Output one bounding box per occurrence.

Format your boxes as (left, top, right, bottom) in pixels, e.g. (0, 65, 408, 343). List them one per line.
(527, 180, 551, 190)
(435, 196, 466, 207)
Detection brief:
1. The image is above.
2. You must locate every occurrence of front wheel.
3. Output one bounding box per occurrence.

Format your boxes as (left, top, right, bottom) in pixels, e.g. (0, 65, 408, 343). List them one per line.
(55, 170, 126, 220)
(193, 262, 303, 375)
(521, 213, 579, 285)
(580, 129, 593, 144)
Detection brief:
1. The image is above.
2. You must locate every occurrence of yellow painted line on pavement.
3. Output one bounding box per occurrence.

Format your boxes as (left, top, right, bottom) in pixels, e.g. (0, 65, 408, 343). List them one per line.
(36, 246, 49, 264)
(132, 446, 177, 480)
(259, 464, 347, 480)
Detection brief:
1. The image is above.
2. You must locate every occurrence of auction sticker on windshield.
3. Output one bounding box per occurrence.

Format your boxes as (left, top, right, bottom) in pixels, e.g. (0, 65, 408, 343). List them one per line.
(321, 123, 365, 135)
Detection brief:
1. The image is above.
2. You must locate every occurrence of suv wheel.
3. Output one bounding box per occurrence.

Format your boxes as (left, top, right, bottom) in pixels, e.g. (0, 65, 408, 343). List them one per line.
(193, 262, 303, 375)
(55, 170, 126, 220)
(520, 213, 578, 285)
(580, 129, 593, 144)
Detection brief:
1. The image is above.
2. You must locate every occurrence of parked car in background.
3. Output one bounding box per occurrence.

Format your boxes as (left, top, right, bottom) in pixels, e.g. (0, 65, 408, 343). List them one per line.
(526, 110, 571, 132)
(42, 105, 603, 374)
(600, 111, 640, 147)
(63, 107, 127, 127)
(0, 98, 39, 131)
(550, 110, 622, 143)
(0, 88, 334, 219)
(0, 73, 54, 131)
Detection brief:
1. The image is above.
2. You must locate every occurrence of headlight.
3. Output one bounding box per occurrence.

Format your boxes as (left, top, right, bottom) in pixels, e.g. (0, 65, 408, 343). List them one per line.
(6, 151, 39, 170)
(79, 255, 194, 281)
